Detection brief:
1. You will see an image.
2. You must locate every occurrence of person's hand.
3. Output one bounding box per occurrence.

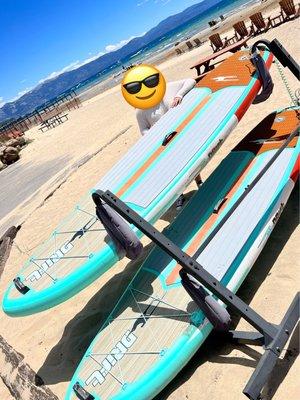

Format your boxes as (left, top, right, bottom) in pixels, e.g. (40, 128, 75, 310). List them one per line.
(171, 96, 182, 107)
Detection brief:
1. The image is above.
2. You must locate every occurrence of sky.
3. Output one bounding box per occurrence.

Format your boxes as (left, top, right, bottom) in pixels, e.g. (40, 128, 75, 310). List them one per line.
(0, 0, 202, 107)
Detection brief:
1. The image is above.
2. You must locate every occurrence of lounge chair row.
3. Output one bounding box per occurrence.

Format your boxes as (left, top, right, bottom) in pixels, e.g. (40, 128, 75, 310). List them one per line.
(210, 0, 299, 52)
(175, 0, 299, 56)
(175, 38, 204, 55)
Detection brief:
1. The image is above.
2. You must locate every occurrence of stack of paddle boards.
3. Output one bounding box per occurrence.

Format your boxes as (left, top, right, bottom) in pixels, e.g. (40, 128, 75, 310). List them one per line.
(65, 106, 299, 400)
(2, 49, 272, 317)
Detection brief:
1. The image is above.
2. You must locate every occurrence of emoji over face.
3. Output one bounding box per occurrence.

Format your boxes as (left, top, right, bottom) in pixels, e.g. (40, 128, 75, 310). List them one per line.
(122, 64, 166, 109)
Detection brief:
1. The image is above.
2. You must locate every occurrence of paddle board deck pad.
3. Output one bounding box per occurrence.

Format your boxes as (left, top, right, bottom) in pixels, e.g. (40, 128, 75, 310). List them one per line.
(3, 49, 273, 316)
(66, 107, 299, 400)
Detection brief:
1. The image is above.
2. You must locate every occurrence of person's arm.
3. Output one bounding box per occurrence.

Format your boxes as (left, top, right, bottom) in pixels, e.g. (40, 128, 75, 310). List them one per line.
(176, 78, 196, 98)
(136, 110, 151, 136)
(171, 79, 196, 107)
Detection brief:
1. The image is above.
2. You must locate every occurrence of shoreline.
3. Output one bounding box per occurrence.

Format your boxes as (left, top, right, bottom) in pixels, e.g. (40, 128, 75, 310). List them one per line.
(78, 0, 279, 103)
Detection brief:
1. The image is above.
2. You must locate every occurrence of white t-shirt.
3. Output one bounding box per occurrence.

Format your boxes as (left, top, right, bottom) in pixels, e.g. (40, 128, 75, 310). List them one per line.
(136, 78, 196, 135)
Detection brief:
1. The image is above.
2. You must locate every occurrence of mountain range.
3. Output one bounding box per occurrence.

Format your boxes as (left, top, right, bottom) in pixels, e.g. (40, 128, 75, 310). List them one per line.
(0, 0, 232, 123)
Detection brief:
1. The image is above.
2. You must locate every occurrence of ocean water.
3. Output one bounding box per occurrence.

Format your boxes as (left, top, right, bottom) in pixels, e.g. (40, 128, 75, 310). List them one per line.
(74, 0, 260, 95)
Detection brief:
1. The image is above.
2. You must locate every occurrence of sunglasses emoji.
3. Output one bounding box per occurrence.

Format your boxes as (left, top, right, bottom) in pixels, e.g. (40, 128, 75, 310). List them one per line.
(121, 65, 166, 109)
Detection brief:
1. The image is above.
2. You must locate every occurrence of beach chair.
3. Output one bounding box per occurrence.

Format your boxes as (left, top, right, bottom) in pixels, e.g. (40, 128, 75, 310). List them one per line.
(208, 20, 217, 27)
(209, 33, 235, 52)
(193, 38, 203, 47)
(250, 12, 273, 34)
(175, 48, 183, 55)
(279, 0, 300, 20)
(233, 21, 254, 39)
(186, 40, 194, 51)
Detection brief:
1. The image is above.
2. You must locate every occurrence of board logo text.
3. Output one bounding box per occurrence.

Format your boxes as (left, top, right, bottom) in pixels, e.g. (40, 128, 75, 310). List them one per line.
(86, 330, 137, 387)
(26, 242, 74, 282)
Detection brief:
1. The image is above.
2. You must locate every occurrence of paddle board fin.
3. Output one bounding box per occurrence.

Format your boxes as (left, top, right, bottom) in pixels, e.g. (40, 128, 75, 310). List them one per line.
(73, 382, 95, 400)
(251, 52, 274, 104)
(180, 270, 231, 331)
(92, 191, 143, 260)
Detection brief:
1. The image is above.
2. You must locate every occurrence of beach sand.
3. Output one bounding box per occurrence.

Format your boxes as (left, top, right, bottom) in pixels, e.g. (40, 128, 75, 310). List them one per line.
(0, 3, 299, 399)
(0, 378, 12, 400)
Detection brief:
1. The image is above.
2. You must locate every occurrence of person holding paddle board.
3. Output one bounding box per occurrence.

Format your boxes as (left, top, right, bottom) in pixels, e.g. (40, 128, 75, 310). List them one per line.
(121, 64, 201, 209)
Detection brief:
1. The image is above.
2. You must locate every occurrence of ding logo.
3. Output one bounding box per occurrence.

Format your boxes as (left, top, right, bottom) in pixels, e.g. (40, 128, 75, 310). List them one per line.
(275, 116, 285, 123)
(212, 75, 238, 82)
(239, 54, 251, 61)
(26, 242, 74, 282)
(86, 330, 137, 386)
(250, 134, 290, 145)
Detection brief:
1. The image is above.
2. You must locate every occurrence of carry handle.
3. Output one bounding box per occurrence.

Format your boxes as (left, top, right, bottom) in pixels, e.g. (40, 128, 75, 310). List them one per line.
(213, 197, 227, 214)
(162, 131, 178, 146)
(13, 277, 30, 295)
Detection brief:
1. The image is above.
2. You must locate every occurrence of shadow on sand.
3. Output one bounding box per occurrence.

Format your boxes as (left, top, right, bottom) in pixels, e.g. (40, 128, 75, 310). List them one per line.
(37, 185, 298, 399)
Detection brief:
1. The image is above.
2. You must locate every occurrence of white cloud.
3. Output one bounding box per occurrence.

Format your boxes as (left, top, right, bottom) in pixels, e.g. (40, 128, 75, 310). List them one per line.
(104, 32, 145, 53)
(0, 87, 33, 107)
(38, 51, 105, 84)
(137, 0, 150, 6)
(76, 51, 105, 66)
(38, 61, 81, 84)
(149, 0, 172, 5)
(6, 32, 143, 103)
(105, 36, 136, 53)
(9, 88, 33, 102)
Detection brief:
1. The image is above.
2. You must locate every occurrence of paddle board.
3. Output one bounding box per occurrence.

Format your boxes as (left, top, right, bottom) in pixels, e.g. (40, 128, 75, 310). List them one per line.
(65, 107, 299, 400)
(2, 49, 273, 316)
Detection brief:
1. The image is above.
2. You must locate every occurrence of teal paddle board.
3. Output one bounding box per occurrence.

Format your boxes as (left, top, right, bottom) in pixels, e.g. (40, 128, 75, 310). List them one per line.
(66, 107, 299, 400)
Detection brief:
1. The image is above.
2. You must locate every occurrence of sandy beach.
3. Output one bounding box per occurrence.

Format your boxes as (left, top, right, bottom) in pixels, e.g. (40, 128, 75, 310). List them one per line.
(0, 1, 299, 399)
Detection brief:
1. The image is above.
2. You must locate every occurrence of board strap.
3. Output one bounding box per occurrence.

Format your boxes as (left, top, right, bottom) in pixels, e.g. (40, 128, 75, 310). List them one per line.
(251, 52, 274, 104)
(180, 270, 231, 331)
(92, 191, 143, 260)
(252, 38, 300, 79)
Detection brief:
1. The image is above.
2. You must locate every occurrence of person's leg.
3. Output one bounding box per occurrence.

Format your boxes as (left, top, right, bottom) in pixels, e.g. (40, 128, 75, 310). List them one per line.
(195, 173, 203, 187)
(176, 174, 203, 211)
(176, 194, 186, 210)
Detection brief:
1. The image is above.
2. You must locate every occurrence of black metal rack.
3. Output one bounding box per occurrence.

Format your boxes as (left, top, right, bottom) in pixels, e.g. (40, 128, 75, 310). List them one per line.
(91, 38, 299, 400)
(251, 38, 300, 79)
(96, 189, 299, 400)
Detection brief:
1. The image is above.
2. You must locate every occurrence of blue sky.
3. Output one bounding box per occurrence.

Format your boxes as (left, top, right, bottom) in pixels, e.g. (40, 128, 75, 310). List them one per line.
(0, 0, 202, 106)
